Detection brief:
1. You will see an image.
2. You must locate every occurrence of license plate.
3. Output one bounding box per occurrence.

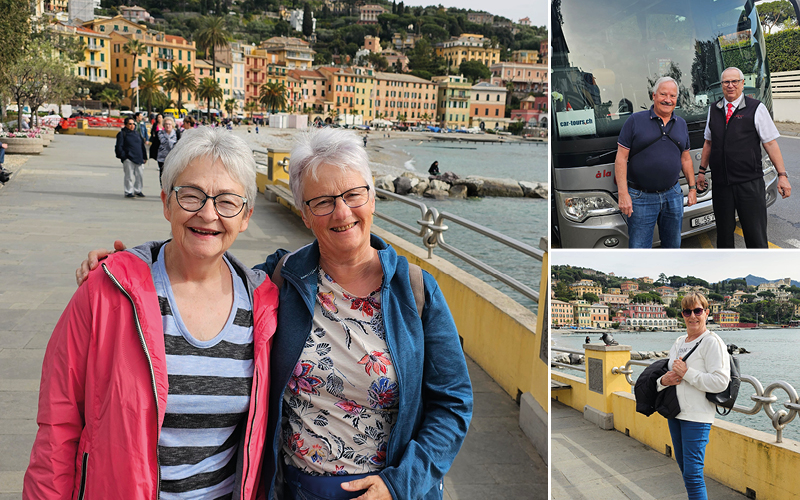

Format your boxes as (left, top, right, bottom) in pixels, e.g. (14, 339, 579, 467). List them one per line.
(691, 213, 715, 228)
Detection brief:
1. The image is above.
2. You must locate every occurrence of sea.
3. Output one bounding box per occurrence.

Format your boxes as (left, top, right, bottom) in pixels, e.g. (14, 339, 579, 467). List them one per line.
(371, 139, 548, 311)
(553, 329, 800, 442)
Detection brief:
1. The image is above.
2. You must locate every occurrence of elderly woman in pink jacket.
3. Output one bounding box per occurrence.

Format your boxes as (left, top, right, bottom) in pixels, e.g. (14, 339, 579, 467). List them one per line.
(23, 127, 278, 499)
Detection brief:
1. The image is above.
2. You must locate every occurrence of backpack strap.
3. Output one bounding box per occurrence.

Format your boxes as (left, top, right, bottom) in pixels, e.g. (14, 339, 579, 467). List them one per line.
(270, 253, 290, 289)
(408, 263, 424, 318)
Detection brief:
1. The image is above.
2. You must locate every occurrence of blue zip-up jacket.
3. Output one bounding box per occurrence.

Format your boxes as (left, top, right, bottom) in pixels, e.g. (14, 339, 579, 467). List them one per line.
(255, 235, 473, 500)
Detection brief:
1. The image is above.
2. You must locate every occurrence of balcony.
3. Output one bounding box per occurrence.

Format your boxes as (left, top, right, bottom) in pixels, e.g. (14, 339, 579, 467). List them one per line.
(157, 53, 175, 61)
(87, 60, 104, 68)
(87, 43, 102, 51)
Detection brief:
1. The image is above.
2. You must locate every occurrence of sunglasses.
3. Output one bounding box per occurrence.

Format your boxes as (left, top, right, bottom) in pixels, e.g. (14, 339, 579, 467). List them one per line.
(682, 307, 705, 317)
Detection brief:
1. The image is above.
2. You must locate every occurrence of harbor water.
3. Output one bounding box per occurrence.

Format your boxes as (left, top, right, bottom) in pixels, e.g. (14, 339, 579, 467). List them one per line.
(372, 140, 548, 310)
(553, 329, 800, 442)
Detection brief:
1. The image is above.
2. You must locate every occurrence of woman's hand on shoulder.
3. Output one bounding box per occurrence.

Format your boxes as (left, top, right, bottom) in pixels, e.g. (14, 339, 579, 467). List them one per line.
(341, 475, 392, 500)
(76, 240, 127, 286)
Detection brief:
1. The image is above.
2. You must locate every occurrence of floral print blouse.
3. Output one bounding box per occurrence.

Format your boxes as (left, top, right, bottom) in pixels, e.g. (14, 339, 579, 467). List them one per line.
(282, 269, 399, 476)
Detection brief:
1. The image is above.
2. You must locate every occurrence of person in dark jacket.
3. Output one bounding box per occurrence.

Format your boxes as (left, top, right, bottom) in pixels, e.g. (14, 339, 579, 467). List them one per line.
(114, 118, 147, 198)
(698, 66, 791, 248)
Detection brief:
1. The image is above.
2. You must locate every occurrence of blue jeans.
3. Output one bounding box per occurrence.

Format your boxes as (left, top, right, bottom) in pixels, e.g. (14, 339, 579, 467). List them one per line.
(668, 419, 711, 500)
(0, 146, 5, 165)
(626, 182, 683, 248)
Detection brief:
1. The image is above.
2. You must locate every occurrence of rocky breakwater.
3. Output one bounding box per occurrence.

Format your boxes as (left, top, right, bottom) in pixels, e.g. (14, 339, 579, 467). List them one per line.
(374, 171, 548, 200)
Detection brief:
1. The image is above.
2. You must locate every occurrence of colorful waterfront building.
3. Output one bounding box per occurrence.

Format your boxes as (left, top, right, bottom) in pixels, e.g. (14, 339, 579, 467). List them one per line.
(616, 303, 679, 329)
(258, 37, 315, 70)
(373, 72, 438, 124)
(590, 303, 611, 328)
(490, 61, 547, 93)
(551, 299, 575, 327)
(216, 42, 247, 115)
(621, 281, 639, 294)
(469, 81, 507, 130)
(85, 16, 197, 108)
(432, 75, 472, 129)
(287, 69, 331, 119)
(569, 280, 602, 298)
(598, 293, 631, 307)
(435, 34, 500, 72)
(50, 21, 111, 84)
(714, 310, 740, 327)
(570, 300, 591, 328)
(243, 45, 289, 107)
(510, 49, 539, 64)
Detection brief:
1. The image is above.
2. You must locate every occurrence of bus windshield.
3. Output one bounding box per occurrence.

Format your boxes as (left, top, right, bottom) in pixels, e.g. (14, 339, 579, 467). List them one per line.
(551, 0, 769, 143)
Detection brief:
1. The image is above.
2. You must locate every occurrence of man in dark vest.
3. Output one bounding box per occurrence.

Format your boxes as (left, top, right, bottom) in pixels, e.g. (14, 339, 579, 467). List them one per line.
(615, 76, 696, 248)
(698, 67, 791, 248)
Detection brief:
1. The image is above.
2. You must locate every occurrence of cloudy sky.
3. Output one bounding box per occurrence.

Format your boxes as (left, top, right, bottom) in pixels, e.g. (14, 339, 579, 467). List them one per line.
(550, 251, 797, 283)
(401, 0, 548, 26)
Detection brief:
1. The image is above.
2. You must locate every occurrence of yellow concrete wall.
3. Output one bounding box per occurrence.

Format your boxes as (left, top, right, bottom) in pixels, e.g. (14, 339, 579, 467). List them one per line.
(611, 391, 800, 499)
(371, 226, 547, 408)
(584, 347, 631, 414)
(551, 372, 587, 411)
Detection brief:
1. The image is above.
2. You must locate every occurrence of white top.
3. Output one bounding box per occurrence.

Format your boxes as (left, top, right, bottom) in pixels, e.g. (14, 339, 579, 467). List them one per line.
(657, 330, 730, 423)
(703, 94, 780, 143)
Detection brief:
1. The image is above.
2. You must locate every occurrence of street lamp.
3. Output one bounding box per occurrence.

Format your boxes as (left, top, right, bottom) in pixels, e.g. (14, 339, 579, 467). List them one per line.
(79, 87, 90, 115)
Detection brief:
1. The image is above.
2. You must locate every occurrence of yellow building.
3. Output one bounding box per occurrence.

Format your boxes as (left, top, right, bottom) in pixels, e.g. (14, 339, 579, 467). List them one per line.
(317, 66, 374, 124)
(50, 22, 111, 84)
(570, 300, 592, 328)
(569, 280, 602, 298)
(432, 74, 472, 129)
(552, 299, 574, 327)
(373, 72, 438, 124)
(715, 310, 740, 327)
(435, 34, 500, 72)
(510, 49, 539, 64)
(259, 37, 315, 69)
(85, 16, 197, 108)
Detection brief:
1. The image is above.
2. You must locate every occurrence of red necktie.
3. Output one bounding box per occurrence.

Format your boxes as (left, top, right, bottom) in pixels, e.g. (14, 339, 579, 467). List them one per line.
(726, 103, 733, 123)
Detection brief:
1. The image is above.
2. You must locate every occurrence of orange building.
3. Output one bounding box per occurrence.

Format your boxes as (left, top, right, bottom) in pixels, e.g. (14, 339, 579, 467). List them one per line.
(551, 300, 574, 327)
(287, 69, 331, 118)
(469, 81, 507, 129)
(243, 45, 288, 106)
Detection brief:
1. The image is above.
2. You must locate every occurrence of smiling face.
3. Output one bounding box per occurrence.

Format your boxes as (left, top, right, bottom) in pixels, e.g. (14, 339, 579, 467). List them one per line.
(300, 163, 375, 261)
(652, 81, 678, 119)
(162, 155, 252, 263)
(684, 299, 709, 337)
(721, 68, 744, 102)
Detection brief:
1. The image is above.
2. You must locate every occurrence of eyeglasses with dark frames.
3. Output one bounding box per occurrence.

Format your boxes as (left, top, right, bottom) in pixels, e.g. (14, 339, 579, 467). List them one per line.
(172, 186, 248, 218)
(721, 79, 743, 87)
(304, 185, 371, 216)
(681, 307, 706, 317)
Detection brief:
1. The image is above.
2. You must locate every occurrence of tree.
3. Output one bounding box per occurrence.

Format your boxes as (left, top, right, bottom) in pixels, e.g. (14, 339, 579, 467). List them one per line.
(244, 99, 259, 119)
(98, 88, 122, 113)
(582, 292, 599, 304)
(0, 0, 31, 91)
(302, 3, 314, 38)
(137, 68, 165, 114)
(162, 64, 197, 115)
(259, 81, 287, 113)
(224, 98, 238, 118)
(367, 52, 389, 71)
(759, 0, 797, 33)
(195, 16, 229, 83)
(122, 39, 148, 100)
(196, 78, 223, 122)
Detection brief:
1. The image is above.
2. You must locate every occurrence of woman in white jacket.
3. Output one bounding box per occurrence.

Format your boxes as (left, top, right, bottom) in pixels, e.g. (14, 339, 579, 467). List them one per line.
(658, 292, 730, 500)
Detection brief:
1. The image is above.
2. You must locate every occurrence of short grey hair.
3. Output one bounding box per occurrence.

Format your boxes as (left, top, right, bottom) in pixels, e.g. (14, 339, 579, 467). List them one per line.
(652, 76, 678, 95)
(288, 127, 374, 210)
(161, 127, 257, 211)
(163, 116, 175, 127)
(722, 67, 744, 81)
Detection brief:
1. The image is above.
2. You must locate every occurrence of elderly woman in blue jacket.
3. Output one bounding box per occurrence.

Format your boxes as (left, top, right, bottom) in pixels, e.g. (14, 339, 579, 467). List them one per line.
(256, 128, 472, 500)
(77, 127, 472, 500)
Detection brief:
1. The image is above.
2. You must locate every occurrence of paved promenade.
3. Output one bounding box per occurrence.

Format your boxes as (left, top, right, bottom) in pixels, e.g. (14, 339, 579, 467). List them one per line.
(552, 401, 745, 499)
(0, 133, 546, 499)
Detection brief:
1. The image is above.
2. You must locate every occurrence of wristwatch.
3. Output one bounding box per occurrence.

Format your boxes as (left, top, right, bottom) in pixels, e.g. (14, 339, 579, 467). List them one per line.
(778, 172, 789, 178)
(688, 185, 697, 190)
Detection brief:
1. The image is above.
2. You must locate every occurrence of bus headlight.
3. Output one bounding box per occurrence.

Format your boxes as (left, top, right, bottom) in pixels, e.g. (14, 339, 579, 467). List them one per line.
(556, 191, 618, 223)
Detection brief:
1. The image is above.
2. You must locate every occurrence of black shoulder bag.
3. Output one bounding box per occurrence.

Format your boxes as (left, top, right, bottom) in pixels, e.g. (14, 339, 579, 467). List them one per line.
(706, 344, 741, 416)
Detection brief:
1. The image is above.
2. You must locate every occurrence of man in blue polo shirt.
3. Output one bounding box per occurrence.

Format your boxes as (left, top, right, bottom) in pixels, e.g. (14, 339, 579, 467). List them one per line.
(614, 77, 697, 248)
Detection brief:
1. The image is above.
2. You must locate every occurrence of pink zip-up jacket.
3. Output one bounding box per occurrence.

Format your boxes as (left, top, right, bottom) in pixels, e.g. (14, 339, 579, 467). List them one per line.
(23, 242, 278, 500)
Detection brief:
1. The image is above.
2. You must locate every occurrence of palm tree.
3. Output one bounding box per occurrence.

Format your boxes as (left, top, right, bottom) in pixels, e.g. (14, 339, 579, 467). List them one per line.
(195, 16, 229, 84)
(162, 64, 197, 116)
(98, 88, 121, 113)
(137, 67, 165, 114)
(196, 78, 223, 122)
(327, 108, 339, 124)
(258, 81, 287, 113)
(244, 99, 259, 119)
(224, 98, 238, 118)
(122, 39, 148, 100)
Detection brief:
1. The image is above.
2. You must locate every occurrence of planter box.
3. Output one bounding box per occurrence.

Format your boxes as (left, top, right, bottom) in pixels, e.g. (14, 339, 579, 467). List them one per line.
(4, 136, 44, 154)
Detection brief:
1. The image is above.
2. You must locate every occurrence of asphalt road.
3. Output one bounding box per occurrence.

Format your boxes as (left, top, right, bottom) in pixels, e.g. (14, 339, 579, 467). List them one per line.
(682, 134, 800, 248)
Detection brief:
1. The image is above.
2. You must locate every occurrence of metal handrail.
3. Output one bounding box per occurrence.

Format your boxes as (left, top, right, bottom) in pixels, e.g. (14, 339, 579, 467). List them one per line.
(612, 358, 800, 443)
(550, 347, 586, 373)
(374, 187, 543, 303)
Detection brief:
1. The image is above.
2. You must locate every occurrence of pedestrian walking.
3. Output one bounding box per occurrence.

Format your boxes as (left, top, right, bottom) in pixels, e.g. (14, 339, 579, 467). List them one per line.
(115, 117, 147, 198)
(156, 116, 181, 187)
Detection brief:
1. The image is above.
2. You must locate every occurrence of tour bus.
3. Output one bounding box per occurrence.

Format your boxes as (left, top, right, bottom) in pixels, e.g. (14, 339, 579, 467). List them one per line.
(551, 0, 800, 248)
